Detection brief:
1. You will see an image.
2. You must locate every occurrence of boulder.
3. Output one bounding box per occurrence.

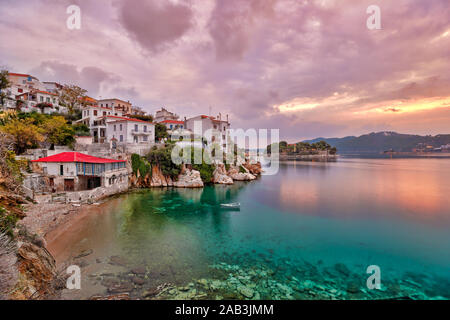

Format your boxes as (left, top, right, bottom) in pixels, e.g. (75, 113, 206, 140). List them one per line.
(213, 165, 233, 185)
(228, 166, 256, 181)
(243, 161, 262, 176)
(173, 169, 204, 188)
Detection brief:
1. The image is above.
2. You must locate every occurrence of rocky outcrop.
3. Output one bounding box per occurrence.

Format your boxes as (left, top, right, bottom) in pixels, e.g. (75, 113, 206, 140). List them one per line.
(213, 165, 233, 185)
(173, 169, 203, 188)
(12, 240, 58, 299)
(228, 165, 256, 181)
(243, 161, 263, 176)
(150, 165, 174, 187)
(0, 232, 17, 300)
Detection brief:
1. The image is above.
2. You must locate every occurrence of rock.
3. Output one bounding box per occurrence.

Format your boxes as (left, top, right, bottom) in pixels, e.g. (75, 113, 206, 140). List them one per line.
(238, 285, 254, 298)
(243, 161, 262, 175)
(142, 288, 159, 298)
(347, 282, 360, 294)
(131, 277, 145, 285)
(173, 169, 204, 188)
(107, 282, 134, 294)
(15, 241, 57, 299)
(212, 165, 234, 184)
(90, 293, 130, 300)
(334, 263, 351, 276)
(130, 267, 146, 275)
(109, 255, 128, 267)
(228, 166, 256, 181)
(74, 249, 93, 259)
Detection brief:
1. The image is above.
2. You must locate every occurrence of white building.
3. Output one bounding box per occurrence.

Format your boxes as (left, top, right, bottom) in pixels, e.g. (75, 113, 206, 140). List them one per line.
(15, 90, 61, 113)
(154, 107, 179, 122)
(98, 98, 132, 115)
(79, 105, 124, 128)
(160, 119, 185, 130)
(31, 152, 128, 192)
(185, 114, 230, 149)
(105, 115, 155, 145)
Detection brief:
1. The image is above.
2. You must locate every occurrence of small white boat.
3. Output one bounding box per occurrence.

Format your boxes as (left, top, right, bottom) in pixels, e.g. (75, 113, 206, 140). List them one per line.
(220, 202, 240, 209)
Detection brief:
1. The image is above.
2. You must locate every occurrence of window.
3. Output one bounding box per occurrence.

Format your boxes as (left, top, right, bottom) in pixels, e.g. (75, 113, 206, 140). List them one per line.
(120, 135, 123, 142)
(40, 96, 44, 102)
(134, 124, 138, 131)
(60, 165, 64, 175)
(46, 97, 50, 103)
(103, 112, 106, 116)
(106, 104, 109, 107)
(170, 124, 173, 129)
(94, 110, 97, 116)
(119, 124, 122, 131)
(114, 125, 116, 131)
(18, 88, 23, 93)
(143, 135, 148, 142)
(144, 125, 147, 132)
(77, 163, 83, 174)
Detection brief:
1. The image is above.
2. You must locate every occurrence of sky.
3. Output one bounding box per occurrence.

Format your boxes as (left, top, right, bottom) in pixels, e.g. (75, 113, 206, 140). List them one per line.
(0, 0, 449, 141)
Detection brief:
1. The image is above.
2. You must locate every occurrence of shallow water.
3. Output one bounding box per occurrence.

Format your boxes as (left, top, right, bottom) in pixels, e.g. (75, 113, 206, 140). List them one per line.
(48, 158, 450, 300)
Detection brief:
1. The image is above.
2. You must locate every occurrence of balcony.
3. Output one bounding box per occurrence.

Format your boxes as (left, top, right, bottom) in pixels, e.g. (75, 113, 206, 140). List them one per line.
(131, 130, 151, 135)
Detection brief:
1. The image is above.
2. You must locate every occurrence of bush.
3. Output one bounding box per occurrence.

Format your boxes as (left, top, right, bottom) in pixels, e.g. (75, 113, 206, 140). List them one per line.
(131, 153, 151, 178)
(146, 144, 181, 179)
(0, 207, 18, 238)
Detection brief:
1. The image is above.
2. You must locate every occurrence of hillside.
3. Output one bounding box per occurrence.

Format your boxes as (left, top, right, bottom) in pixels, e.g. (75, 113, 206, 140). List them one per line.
(303, 132, 450, 153)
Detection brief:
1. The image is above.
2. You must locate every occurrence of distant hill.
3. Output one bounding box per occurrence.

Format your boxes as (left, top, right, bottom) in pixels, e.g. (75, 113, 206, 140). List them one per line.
(303, 132, 450, 153)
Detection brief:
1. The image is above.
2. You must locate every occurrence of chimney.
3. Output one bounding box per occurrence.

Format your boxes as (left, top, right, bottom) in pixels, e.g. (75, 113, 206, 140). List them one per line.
(219, 112, 222, 120)
(226, 114, 229, 122)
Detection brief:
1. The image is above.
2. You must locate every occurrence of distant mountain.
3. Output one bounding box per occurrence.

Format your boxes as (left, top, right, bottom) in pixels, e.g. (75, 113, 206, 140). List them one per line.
(303, 132, 450, 153)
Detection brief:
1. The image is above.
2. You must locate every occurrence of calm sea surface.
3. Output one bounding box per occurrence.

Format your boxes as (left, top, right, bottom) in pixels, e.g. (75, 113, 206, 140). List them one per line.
(48, 158, 450, 299)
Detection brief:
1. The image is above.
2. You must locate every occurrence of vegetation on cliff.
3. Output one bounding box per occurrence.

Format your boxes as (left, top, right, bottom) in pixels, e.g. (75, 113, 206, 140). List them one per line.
(0, 111, 80, 153)
(267, 140, 337, 155)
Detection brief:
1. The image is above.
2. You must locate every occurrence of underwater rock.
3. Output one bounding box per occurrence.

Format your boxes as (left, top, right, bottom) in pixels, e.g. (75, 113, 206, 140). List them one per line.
(74, 249, 93, 259)
(109, 255, 128, 267)
(131, 277, 145, 285)
(130, 267, 146, 275)
(238, 285, 254, 298)
(334, 263, 351, 276)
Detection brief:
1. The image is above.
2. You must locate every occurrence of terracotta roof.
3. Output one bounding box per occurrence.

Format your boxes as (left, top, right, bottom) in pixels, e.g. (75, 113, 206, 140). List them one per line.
(105, 115, 153, 124)
(8, 73, 31, 77)
(34, 90, 58, 96)
(160, 120, 184, 124)
(31, 152, 125, 163)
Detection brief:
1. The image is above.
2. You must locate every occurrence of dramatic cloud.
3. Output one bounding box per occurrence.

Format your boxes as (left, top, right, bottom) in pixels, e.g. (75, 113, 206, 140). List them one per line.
(0, 0, 449, 141)
(118, 0, 193, 52)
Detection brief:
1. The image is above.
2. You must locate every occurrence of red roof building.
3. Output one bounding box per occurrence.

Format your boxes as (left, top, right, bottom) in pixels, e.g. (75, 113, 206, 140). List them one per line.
(31, 152, 125, 163)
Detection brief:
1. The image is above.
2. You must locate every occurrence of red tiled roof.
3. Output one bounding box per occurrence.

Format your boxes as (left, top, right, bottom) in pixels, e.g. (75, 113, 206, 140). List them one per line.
(31, 152, 125, 163)
(160, 120, 184, 124)
(105, 115, 153, 123)
(8, 73, 30, 77)
(33, 90, 58, 96)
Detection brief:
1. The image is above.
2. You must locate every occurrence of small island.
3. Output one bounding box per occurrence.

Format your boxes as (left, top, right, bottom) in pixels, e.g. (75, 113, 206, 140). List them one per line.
(267, 140, 338, 161)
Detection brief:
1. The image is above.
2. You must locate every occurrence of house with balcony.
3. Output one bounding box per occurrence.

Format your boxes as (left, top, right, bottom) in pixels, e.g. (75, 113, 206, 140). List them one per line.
(105, 115, 155, 145)
(154, 107, 180, 122)
(30, 152, 128, 192)
(185, 114, 231, 149)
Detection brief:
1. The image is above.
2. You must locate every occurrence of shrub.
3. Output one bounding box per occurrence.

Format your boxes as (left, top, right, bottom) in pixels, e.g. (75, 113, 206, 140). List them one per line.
(146, 144, 181, 179)
(0, 207, 18, 238)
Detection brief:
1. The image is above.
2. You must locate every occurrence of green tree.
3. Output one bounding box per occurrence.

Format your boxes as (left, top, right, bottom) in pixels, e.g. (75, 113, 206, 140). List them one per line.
(58, 84, 87, 115)
(42, 116, 76, 147)
(155, 123, 168, 142)
(0, 118, 44, 154)
(0, 69, 11, 106)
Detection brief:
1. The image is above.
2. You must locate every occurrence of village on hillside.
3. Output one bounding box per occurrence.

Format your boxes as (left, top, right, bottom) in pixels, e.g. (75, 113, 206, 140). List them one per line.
(0, 70, 262, 206)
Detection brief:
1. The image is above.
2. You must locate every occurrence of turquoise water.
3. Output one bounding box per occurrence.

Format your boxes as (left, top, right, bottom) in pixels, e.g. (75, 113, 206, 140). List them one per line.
(51, 158, 450, 300)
